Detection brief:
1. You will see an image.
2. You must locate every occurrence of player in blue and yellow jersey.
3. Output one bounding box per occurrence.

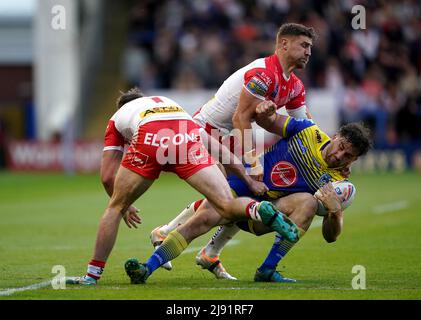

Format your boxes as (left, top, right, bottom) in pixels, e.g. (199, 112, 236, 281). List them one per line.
(148, 100, 372, 283)
(228, 114, 347, 201)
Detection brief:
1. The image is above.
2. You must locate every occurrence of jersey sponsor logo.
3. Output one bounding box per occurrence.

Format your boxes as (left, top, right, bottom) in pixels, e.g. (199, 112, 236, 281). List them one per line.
(258, 71, 273, 86)
(140, 106, 184, 119)
(143, 132, 200, 148)
(246, 76, 269, 97)
(270, 161, 298, 187)
(315, 129, 322, 143)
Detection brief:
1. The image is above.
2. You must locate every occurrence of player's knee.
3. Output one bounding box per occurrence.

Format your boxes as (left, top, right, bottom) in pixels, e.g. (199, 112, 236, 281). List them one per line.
(107, 198, 130, 216)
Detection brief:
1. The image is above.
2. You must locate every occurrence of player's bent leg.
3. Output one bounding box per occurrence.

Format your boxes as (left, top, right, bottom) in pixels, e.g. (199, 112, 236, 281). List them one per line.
(184, 165, 234, 220)
(185, 165, 299, 242)
(125, 166, 233, 285)
(176, 199, 229, 242)
(68, 166, 154, 286)
(93, 166, 154, 262)
(127, 200, 226, 284)
(191, 202, 238, 280)
(150, 200, 203, 271)
(150, 225, 173, 271)
(254, 193, 318, 283)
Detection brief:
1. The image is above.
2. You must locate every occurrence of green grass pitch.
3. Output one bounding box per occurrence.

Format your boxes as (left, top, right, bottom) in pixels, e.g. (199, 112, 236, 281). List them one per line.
(0, 171, 421, 300)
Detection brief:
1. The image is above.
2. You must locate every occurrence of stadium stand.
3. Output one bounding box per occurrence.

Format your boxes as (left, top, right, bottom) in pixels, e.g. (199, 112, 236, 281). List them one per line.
(122, 0, 421, 148)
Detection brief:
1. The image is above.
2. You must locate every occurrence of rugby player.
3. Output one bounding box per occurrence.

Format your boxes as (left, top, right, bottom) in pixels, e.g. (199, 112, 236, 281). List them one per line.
(144, 100, 372, 283)
(67, 90, 298, 285)
(149, 23, 318, 271)
(193, 23, 315, 172)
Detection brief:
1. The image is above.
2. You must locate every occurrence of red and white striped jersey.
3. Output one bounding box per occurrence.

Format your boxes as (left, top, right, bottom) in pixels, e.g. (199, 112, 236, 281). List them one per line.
(197, 54, 306, 133)
(104, 96, 193, 152)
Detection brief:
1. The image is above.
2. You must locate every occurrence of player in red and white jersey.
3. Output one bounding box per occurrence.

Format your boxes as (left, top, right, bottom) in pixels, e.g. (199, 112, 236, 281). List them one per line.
(103, 95, 194, 154)
(196, 53, 308, 134)
(194, 23, 315, 158)
(67, 88, 299, 285)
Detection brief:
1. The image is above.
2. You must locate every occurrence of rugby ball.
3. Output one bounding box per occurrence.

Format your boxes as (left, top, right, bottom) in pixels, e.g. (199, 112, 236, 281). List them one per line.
(315, 180, 356, 216)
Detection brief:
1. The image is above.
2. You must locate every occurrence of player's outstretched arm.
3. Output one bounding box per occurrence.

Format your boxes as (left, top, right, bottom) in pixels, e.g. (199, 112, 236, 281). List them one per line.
(101, 150, 141, 228)
(101, 150, 123, 197)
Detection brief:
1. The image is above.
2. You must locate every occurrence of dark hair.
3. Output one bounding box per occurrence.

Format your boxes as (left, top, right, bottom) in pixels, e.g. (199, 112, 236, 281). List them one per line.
(277, 23, 317, 44)
(116, 87, 144, 109)
(338, 122, 373, 156)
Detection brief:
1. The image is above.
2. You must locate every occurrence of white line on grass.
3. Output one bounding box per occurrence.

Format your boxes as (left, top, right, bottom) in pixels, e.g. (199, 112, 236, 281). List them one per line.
(0, 280, 52, 297)
(0, 240, 242, 297)
(372, 200, 409, 215)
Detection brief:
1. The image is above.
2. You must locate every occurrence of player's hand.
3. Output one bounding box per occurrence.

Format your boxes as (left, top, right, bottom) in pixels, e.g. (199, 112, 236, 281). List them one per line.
(314, 183, 341, 215)
(123, 206, 142, 229)
(246, 177, 269, 196)
(249, 163, 264, 182)
(256, 100, 277, 117)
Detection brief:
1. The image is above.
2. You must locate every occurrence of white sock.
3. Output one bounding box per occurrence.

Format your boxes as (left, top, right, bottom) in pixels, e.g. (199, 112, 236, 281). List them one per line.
(204, 224, 241, 258)
(160, 201, 198, 235)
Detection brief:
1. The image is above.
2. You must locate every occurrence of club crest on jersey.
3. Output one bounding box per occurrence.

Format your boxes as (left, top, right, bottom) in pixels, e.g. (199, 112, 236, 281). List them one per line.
(270, 161, 298, 187)
(128, 151, 149, 168)
(318, 173, 332, 186)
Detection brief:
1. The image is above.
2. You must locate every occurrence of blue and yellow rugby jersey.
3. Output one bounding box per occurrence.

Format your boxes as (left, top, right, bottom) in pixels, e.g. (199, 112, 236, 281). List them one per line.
(228, 117, 345, 201)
